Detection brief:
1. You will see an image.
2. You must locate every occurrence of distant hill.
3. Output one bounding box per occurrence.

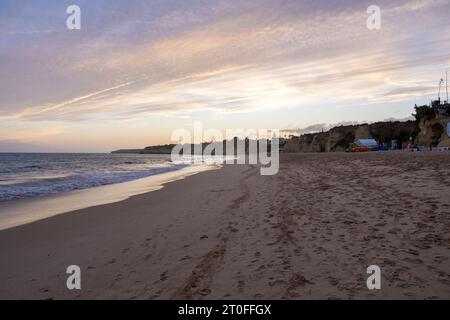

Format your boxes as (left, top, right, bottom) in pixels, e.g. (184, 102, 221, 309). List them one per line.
(111, 144, 175, 154)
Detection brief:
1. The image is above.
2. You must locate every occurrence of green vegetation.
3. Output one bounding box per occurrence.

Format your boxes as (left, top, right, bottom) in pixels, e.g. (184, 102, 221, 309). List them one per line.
(412, 105, 436, 122)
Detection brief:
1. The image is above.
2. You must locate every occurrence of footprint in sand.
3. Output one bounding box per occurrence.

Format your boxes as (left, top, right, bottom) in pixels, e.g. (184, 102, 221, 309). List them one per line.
(160, 271, 168, 281)
(105, 258, 116, 266)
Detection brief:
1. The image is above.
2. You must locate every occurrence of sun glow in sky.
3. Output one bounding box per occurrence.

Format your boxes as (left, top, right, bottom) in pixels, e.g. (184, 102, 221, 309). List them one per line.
(1, 0, 450, 152)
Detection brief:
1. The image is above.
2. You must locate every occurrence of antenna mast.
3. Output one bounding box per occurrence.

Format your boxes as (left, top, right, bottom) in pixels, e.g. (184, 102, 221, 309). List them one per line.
(446, 70, 448, 103)
(438, 78, 444, 102)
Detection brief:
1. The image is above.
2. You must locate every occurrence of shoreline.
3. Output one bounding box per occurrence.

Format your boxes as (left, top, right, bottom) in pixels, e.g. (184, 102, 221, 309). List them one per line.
(0, 164, 217, 231)
(0, 153, 449, 299)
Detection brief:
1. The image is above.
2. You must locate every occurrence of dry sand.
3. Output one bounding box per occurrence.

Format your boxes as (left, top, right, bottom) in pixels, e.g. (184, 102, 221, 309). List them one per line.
(0, 152, 449, 299)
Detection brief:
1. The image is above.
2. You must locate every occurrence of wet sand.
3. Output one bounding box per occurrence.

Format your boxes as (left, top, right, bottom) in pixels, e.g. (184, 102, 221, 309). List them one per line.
(0, 164, 214, 231)
(0, 152, 449, 299)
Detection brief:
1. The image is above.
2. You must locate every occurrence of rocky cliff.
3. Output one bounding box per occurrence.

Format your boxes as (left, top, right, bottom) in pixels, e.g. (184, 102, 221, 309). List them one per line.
(284, 121, 421, 152)
(415, 112, 450, 148)
(285, 104, 450, 153)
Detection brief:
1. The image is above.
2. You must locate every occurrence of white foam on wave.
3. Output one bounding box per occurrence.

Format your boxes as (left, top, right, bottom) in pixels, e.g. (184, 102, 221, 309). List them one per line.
(0, 164, 187, 202)
(0, 163, 218, 230)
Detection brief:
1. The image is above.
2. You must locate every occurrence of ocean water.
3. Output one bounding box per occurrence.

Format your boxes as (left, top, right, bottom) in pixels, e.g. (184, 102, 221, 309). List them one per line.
(0, 153, 188, 202)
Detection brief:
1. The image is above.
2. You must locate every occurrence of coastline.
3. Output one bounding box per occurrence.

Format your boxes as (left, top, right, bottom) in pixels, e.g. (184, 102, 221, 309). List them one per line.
(0, 153, 449, 299)
(0, 164, 217, 231)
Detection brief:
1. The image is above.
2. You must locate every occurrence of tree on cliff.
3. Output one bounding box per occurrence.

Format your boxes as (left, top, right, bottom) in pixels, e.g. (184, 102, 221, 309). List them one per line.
(412, 105, 436, 122)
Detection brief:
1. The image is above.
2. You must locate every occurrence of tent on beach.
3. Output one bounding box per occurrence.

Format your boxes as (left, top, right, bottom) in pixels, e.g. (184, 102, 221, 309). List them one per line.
(354, 139, 379, 148)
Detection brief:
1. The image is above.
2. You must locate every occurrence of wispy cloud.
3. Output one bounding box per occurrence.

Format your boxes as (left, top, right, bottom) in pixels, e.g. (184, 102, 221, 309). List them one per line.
(0, 0, 449, 150)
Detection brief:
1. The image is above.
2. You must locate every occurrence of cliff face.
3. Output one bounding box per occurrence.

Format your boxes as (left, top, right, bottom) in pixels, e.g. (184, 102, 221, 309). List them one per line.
(415, 113, 450, 147)
(284, 121, 420, 152)
(289, 132, 329, 152)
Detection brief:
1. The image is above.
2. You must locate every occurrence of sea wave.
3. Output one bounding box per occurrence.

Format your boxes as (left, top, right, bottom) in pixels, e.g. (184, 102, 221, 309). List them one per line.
(0, 164, 188, 202)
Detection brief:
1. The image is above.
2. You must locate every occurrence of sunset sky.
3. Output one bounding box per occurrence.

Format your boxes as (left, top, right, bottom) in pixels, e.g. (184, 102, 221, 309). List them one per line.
(1, 0, 450, 152)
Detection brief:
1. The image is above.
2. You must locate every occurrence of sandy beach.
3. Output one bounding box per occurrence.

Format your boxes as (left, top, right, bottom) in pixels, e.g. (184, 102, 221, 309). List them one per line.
(0, 152, 449, 300)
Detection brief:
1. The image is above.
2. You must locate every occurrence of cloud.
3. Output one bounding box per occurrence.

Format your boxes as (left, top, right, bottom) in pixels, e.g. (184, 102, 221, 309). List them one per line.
(12, 81, 135, 119)
(381, 86, 436, 98)
(1, 0, 450, 151)
(0, 126, 65, 142)
(282, 121, 365, 136)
